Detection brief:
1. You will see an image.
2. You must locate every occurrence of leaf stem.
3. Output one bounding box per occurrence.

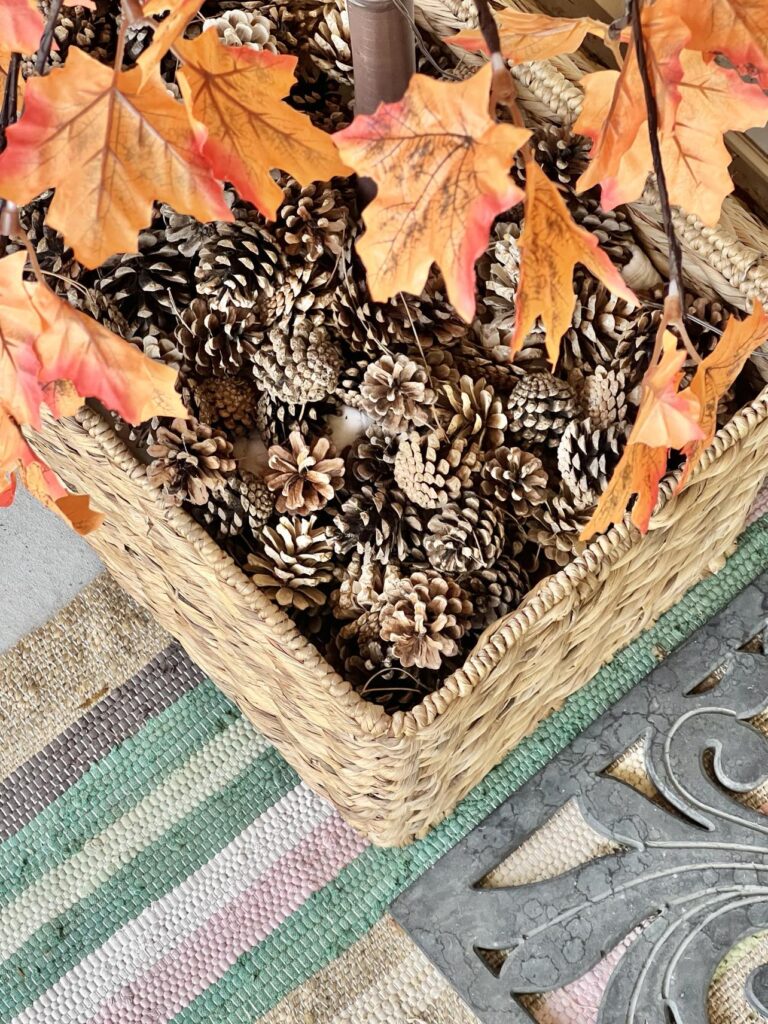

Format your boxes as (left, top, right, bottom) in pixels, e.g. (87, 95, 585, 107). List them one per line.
(0, 52, 21, 154)
(33, 0, 64, 76)
(472, 0, 530, 155)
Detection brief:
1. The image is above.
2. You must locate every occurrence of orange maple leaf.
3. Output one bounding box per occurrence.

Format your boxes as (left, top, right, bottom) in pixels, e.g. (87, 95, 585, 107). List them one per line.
(677, 304, 768, 491)
(0, 0, 45, 54)
(0, 47, 230, 268)
(448, 10, 607, 63)
(137, 0, 204, 86)
(630, 331, 704, 449)
(511, 162, 636, 365)
(575, 2, 689, 210)
(333, 64, 530, 322)
(681, 0, 768, 87)
(175, 29, 351, 220)
(581, 442, 668, 539)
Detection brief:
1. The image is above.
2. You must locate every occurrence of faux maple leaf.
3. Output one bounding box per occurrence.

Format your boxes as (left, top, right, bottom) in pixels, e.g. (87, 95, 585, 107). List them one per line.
(581, 332, 703, 539)
(0, 0, 45, 54)
(448, 10, 607, 63)
(0, 47, 231, 267)
(677, 304, 768, 490)
(511, 162, 636, 365)
(681, 0, 768, 87)
(136, 0, 203, 86)
(0, 250, 185, 532)
(175, 29, 351, 220)
(334, 64, 530, 322)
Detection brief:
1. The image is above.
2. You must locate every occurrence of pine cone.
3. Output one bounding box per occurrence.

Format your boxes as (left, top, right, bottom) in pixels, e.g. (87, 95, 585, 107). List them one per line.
(394, 431, 481, 509)
(147, 418, 236, 506)
(184, 375, 259, 436)
(277, 179, 349, 263)
(572, 365, 630, 429)
(253, 314, 341, 404)
(424, 494, 504, 574)
(194, 212, 281, 313)
(300, 0, 353, 82)
(202, 8, 279, 49)
(526, 496, 590, 568)
(198, 471, 273, 538)
(463, 553, 528, 630)
(360, 354, 436, 434)
(245, 515, 335, 610)
(332, 483, 423, 564)
(1, 193, 83, 300)
(559, 273, 637, 373)
(176, 298, 260, 378)
(330, 552, 384, 620)
(379, 570, 472, 671)
(38, 0, 115, 65)
(288, 73, 353, 134)
(265, 430, 345, 515)
(254, 390, 336, 449)
(530, 124, 591, 186)
(347, 427, 400, 485)
(480, 446, 548, 517)
(507, 373, 578, 448)
(567, 193, 636, 267)
(333, 610, 393, 682)
(436, 375, 507, 449)
(557, 418, 626, 511)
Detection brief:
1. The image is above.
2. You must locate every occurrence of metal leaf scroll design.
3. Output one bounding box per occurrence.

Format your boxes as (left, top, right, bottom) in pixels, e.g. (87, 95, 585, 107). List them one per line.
(392, 574, 768, 1024)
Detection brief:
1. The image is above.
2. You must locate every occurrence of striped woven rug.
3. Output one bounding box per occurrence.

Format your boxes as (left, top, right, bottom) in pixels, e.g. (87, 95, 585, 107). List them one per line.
(4, 513, 768, 1023)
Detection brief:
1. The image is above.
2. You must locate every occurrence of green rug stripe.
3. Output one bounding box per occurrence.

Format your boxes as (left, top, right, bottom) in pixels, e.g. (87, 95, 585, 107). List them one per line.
(177, 516, 768, 1022)
(0, 746, 298, 1021)
(0, 682, 238, 905)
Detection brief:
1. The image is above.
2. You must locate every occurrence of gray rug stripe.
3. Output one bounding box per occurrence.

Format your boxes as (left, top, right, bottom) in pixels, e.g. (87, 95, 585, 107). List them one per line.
(0, 642, 204, 841)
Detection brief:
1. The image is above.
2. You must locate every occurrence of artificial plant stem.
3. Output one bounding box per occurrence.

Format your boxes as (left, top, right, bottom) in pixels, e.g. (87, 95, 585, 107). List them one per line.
(0, 53, 21, 154)
(33, 0, 64, 75)
(630, 0, 683, 305)
(472, 0, 502, 55)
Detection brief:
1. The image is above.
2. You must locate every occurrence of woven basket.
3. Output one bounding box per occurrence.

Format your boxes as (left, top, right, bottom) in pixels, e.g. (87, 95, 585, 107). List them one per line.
(26, 4, 768, 846)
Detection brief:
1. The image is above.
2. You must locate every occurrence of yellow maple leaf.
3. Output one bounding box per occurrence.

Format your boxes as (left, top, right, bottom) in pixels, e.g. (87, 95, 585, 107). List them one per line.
(0, 47, 231, 267)
(333, 64, 530, 322)
(581, 442, 668, 539)
(176, 29, 351, 220)
(681, 0, 768, 86)
(448, 10, 607, 63)
(511, 162, 636, 365)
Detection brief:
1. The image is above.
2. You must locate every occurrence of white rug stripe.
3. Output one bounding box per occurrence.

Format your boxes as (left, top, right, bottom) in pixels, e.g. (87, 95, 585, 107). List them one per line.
(14, 783, 331, 1024)
(0, 717, 268, 961)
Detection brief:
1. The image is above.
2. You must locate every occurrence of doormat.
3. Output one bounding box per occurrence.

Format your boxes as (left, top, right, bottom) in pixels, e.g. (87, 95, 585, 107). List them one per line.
(393, 573, 768, 1024)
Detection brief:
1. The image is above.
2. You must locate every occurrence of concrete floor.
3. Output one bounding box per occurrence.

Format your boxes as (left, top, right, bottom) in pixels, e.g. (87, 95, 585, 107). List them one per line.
(0, 487, 103, 651)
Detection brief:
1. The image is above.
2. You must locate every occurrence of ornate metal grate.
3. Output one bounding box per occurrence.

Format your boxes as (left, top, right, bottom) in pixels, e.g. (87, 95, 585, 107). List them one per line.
(393, 574, 768, 1023)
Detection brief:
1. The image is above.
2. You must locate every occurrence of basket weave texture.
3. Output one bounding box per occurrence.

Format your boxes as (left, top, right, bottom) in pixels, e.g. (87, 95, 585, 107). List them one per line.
(26, 14, 768, 845)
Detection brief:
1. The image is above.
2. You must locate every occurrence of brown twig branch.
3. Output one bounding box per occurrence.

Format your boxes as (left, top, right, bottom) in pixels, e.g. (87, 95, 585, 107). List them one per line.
(33, 0, 64, 75)
(0, 53, 21, 153)
(472, 0, 530, 148)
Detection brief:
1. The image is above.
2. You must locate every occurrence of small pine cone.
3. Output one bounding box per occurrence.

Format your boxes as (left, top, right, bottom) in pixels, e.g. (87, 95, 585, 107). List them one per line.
(480, 446, 548, 518)
(530, 124, 591, 186)
(176, 298, 260, 378)
(135, 334, 183, 372)
(394, 431, 481, 509)
(330, 552, 384, 620)
(147, 418, 236, 507)
(507, 372, 578, 448)
(246, 515, 335, 610)
(198, 471, 273, 539)
(202, 9, 279, 49)
(526, 496, 590, 568)
(360, 354, 436, 434)
(477, 221, 520, 342)
(253, 315, 341, 404)
(332, 483, 423, 564)
(379, 570, 472, 671)
(424, 494, 504, 574)
(184, 376, 259, 436)
(277, 179, 350, 263)
(302, 0, 353, 82)
(289, 75, 353, 133)
(194, 214, 281, 313)
(265, 430, 345, 515)
(571, 365, 630, 430)
(557, 418, 626, 511)
(437, 375, 507, 449)
(334, 610, 392, 679)
(254, 390, 335, 449)
(463, 553, 528, 630)
(567, 193, 636, 268)
(3, 193, 83, 296)
(347, 427, 400, 485)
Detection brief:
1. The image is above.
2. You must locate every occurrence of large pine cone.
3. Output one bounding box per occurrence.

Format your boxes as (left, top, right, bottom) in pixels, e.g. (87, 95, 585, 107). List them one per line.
(252, 314, 341, 404)
(194, 212, 282, 313)
(198, 471, 273, 539)
(436, 375, 507, 450)
(463, 553, 528, 630)
(559, 273, 638, 374)
(265, 430, 345, 515)
(525, 496, 590, 568)
(507, 373, 578, 448)
(333, 483, 424, 564)
(557, 418, 626, 511)
(147, 418, 236, 506)
(359, 354, 436, 434)
(394, 431, 481, 509)
(176, 298, 260, 378)
(424, 494, 504, 574)
(572, 365, 630, 430)
(184, 375, 259, 436)
(379, 570, 472, 671)
(245, 515, 335, 610)
(480, 446, 548, 518)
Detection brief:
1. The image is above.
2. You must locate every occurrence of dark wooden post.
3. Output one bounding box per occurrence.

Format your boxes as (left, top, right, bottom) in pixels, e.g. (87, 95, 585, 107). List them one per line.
(347, 0, 416, 115)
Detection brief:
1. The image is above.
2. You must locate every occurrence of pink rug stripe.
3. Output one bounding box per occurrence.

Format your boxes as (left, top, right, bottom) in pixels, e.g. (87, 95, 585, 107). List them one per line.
(89, 815, 366, 1024)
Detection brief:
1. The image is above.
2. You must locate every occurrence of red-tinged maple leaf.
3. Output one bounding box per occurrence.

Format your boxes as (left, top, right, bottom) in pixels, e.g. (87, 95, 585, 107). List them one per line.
(581, 442, 669, 539)
(575, 2, 689, 209)
(511, 162, 636, 365)
(0, 47, 230, 268)
(175, 30, 351, 220)
(136, 0, 204, 86)
(630, 330, 704, 449)
(681, 0, 768, 87)
(0, 251, 48, 427)
(0, 0, 45, 54)
(333, 64, 530, 322)
(677, 304, 768, 491)
(448, 10, 607, 63)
